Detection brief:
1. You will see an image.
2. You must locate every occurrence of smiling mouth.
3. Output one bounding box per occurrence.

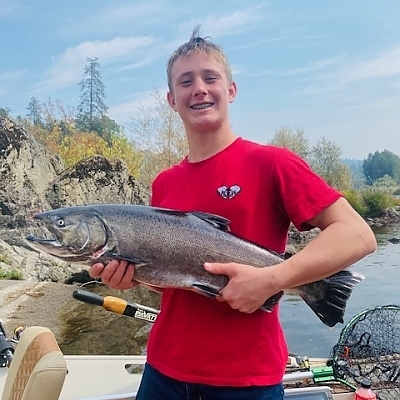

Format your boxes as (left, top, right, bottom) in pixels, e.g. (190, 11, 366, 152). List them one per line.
(190, 103, 213, 110)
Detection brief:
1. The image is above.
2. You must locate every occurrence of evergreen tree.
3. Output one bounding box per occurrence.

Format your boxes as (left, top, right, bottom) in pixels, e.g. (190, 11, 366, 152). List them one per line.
(26, 97, 43, 126)
(76, 57, 109, 137)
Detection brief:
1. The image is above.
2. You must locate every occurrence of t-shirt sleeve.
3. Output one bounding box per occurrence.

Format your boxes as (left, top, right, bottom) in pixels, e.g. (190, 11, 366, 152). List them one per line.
(273, 149, 342, 231)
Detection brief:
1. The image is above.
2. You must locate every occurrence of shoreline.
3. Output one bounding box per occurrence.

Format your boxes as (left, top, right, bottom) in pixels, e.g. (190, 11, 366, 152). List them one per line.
(0, 280, 79, 341)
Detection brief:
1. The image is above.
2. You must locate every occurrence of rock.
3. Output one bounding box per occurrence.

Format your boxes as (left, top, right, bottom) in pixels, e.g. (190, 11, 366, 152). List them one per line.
(46, 155, 149, 208)
(0, 116, 149, 282)
(0, 116, 63, 235)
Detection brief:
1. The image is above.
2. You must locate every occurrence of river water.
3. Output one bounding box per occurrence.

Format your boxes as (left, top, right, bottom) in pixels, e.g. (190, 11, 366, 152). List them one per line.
(58, 223, 400, 359)
(281, 223, 400, 358)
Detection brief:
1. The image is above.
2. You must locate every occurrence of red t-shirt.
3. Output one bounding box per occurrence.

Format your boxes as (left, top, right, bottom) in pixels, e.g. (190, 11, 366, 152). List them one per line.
(147, 137, 341, 386)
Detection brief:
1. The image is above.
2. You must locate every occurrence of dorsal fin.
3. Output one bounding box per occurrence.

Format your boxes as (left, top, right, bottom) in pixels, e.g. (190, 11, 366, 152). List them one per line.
(191, 212, 231, 232)
(153, 207, 231, 232)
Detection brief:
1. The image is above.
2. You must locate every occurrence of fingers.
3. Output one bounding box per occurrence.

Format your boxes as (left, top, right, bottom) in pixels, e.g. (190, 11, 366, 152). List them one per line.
(88, 263, 105, 278)
(205, 262, 265, 313)
(89, 260, 137, 290)
(204, 262, 233, 276)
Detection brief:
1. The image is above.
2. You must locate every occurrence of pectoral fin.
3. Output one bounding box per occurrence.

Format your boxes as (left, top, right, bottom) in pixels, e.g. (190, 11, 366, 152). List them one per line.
(192, 283, 221, 298)
(259, 291, 284, 312)
(104, 252, 149, 267)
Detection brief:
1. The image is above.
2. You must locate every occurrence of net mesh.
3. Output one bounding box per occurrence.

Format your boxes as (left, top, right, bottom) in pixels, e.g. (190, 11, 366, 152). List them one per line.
(328, 304, 400, 400)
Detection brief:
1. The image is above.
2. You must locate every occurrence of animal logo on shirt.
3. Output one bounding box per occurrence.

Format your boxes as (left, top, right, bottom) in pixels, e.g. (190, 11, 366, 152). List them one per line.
(217, 185, 241, 199)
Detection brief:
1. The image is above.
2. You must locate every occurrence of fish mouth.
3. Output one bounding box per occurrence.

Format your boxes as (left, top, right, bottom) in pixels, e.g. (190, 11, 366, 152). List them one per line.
(25, 233, 81, 259)
(26, 221, 64, 248)
(26, 234, 62, 247)
(25, 221, 92, 258)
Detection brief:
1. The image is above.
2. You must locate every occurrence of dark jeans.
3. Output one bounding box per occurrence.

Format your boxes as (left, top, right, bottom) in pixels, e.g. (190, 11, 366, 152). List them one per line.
(135, 363, 284, 400)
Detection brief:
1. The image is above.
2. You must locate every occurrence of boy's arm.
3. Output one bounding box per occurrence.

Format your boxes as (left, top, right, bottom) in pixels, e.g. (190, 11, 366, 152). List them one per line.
(205, 197, 377, 313)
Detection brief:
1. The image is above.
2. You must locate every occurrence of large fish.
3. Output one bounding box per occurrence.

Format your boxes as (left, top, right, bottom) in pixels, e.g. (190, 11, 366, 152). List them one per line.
(26, 204, 363, 327)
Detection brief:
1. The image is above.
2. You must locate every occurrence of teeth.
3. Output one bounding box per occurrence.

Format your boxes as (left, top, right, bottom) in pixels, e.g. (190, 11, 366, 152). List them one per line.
(192, 103, 212, 110)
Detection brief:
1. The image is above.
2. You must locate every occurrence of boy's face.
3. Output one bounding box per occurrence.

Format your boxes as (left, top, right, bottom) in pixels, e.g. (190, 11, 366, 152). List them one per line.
(167, 51, 237, 134)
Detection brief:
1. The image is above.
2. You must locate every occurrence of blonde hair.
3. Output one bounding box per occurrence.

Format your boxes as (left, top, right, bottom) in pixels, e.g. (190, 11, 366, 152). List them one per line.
(166, 25, 233, 91)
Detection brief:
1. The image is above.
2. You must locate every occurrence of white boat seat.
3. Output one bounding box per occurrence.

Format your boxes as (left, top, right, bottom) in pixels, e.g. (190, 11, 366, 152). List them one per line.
(1, 326, 67, 400)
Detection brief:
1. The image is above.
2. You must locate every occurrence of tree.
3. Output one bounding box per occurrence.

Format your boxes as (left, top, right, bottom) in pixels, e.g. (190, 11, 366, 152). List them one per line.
(0, 107, 11, 118)
(309, 136, 352, 190)
(26, 97, 43, 126)
(76, 57, 109, 138)
(58, 131, 141, 176)
(129, 88, 187, 187)
(363, 150, 400, 184)
(269, 127, 309, 159)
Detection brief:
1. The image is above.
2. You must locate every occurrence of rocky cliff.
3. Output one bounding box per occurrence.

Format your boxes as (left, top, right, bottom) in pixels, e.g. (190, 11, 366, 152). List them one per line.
(0, 116, 149, 282)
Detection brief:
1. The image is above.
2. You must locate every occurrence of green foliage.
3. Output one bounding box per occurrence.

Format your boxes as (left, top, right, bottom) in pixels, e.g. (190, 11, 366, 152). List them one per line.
(58, 131, 141, 176)
(309, 136, 352, 191)
(0, 268, 23, 280)
(269, 127, 309, 159)
(342, 189, 367, 217)
(361, 188, 396, 218)
(269, 130, 352, 191)
(362, 189, 395, 217)
(344, 187, 397, 218)
(370, 174, 400, 194)
(363, 150, 400, 184)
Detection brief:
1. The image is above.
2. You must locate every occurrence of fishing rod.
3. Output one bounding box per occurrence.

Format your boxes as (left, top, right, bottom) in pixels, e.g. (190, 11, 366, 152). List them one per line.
(72, 289, 340, 387)
(72, 289, 160, 323)
(74, 292, 400, 396)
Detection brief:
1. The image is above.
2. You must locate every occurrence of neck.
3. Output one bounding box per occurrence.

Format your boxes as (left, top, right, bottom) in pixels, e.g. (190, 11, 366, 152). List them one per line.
(186, 126, 237, 162)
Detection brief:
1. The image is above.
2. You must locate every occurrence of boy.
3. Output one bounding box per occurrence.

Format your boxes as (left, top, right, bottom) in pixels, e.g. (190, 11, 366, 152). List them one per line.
(89, 26, 376, 399)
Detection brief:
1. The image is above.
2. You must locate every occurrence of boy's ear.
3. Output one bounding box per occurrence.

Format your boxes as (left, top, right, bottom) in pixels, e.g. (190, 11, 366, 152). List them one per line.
(167, 91, 177, 110)
(228, 82, 237, 103)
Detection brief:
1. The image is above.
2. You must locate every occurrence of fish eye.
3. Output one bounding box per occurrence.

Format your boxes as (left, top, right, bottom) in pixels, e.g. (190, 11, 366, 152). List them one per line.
(57, 218, 65, 227)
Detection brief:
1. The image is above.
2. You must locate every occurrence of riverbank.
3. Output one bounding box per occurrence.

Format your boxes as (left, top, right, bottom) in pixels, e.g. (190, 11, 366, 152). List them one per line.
(0, 279, 160, 355)
(0, 280, 76, 340)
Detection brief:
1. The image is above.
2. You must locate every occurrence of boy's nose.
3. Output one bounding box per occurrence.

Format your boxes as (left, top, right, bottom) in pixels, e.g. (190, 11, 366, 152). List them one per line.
(193, 78, 207, 96)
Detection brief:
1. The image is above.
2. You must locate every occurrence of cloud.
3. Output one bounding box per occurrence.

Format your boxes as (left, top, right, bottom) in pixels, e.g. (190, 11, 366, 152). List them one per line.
(0, 69, 27, 97)
(34, 36, 155, 93)
(0, 69, 26, 81)
(109, 89, 160, 126)
(282, 58, 339, 76)
(180, 5, 266, 39)
(58, 2, 168, 37)
(339, 45, 400, 83)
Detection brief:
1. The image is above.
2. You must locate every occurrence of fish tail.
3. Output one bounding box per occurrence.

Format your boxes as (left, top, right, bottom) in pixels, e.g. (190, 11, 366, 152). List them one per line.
(297, 270, 364, 327)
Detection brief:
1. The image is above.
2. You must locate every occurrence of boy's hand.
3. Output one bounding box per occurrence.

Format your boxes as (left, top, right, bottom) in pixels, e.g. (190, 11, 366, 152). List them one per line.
(89, 259, 138, 290)
(204, 262, 280, 313)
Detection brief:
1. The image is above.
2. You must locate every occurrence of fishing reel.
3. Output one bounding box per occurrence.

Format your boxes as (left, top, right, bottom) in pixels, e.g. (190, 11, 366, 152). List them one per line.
(0, 321, 24, 368)
(0, 321, 14, 368)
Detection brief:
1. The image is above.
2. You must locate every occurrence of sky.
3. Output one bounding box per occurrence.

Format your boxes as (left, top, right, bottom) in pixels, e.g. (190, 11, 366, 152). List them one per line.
(1, 1, 399, 160)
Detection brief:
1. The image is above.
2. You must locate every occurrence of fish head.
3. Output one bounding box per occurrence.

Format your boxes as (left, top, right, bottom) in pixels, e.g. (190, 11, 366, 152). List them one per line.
(26, 207, 111, 263)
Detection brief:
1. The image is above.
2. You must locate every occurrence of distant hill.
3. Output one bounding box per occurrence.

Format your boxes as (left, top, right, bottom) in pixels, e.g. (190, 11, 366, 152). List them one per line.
(342, 158, 366, 188)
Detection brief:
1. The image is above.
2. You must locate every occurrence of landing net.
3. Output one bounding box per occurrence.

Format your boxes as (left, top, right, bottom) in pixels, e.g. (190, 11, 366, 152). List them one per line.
(328, 304, 400, 400)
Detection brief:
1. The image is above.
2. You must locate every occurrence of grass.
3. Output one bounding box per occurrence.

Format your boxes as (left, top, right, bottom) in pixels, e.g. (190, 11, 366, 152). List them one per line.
(0, 268, 23, 280)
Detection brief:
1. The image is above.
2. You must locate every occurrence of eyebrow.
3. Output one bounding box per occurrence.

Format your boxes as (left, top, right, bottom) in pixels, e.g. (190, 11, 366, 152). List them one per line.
(177, 68, 220, 80)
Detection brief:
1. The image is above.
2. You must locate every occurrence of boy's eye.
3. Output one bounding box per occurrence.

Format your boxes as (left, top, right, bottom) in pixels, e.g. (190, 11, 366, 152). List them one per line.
(180, 80, 192, 86)
(206, 77, 217, 82)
